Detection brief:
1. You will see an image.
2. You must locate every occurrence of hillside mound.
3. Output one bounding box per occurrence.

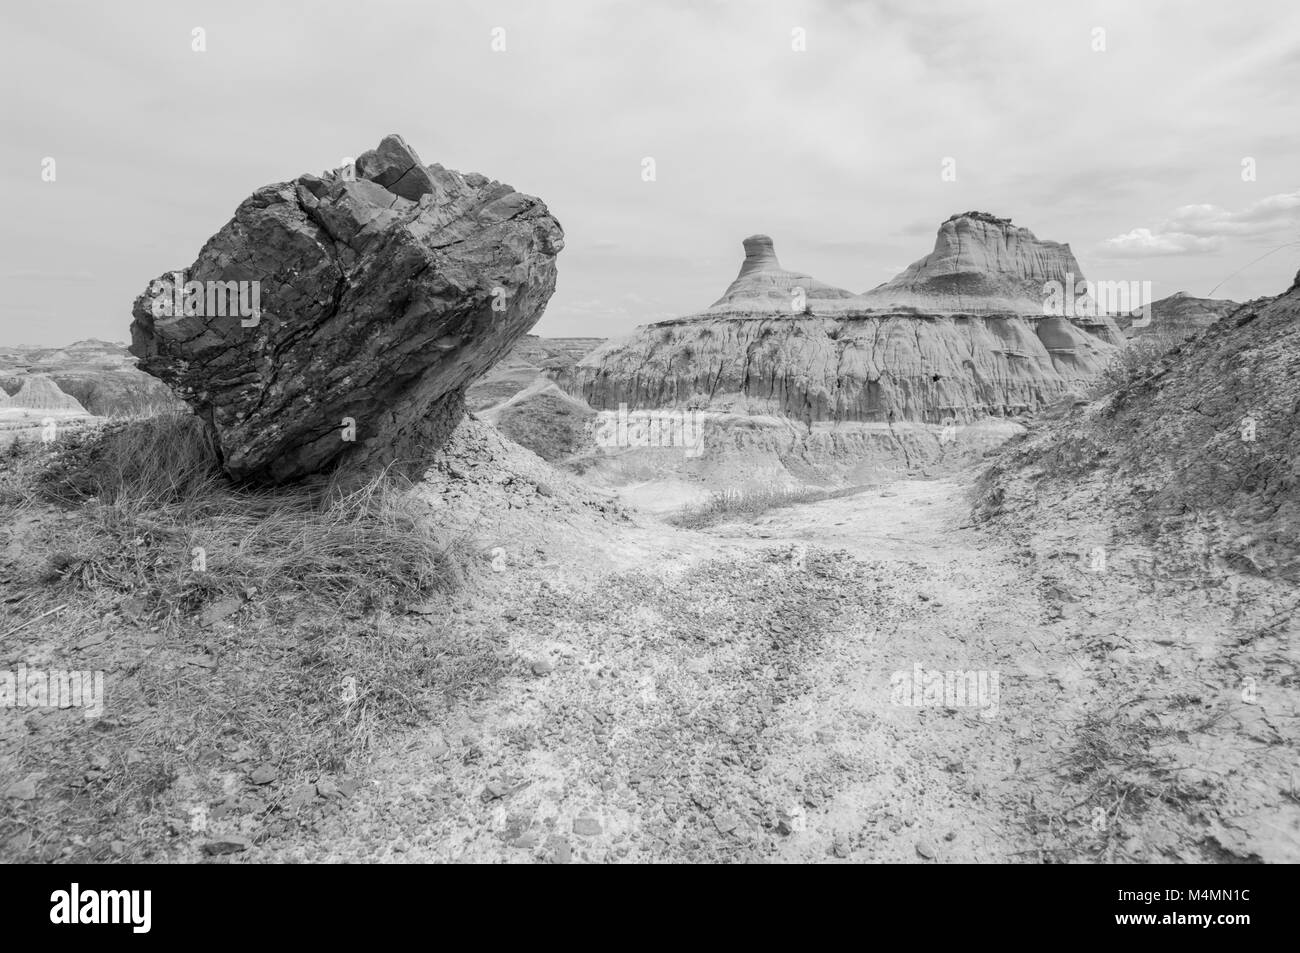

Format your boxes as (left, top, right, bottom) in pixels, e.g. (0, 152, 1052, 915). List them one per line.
(1120, 292, 1240, 342)
(978, 268, 1300, 579)
(970, 267, 1300, 862)
(4, 374, 89, 414)
(477, 380, 596, 462)
(466, 334, 603, 412)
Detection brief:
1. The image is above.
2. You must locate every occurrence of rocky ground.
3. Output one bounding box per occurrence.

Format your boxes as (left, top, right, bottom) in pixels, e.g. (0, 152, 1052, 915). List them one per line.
(2, 423, 1293, 863)
(102, 471, 1287, 864)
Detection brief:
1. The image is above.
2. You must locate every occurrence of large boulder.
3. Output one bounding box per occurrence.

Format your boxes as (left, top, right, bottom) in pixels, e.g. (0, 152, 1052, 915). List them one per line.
(130, 134, 563, 483)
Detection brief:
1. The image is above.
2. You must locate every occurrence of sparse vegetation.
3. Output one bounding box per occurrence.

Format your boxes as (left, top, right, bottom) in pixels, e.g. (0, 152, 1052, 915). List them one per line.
(668, 481, 876, 529)
(1086, 332, 1179, 399)
(0, 414, 510, 862)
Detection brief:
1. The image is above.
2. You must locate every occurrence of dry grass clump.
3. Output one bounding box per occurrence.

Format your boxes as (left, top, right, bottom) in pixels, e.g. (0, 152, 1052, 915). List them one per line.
(20, 414, 463, 617)
(0, 414, 508, 862)
(1085, 332, 1180, 399)
(1018, 705, 1217, 862)
(669, 482, 876, 529)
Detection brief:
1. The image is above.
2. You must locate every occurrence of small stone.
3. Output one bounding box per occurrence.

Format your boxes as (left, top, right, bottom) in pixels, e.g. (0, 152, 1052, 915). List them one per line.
(573, 814, 602, 837)
(512, 831, 541, 849)
(776, 802, 807, 835)
(198, 596, 243, 628)
(249, 763, 278, 785)
(916, 839, 937, 860)
(832, 833, 851, 858)
(531, 659, 554, 676)
(3, 775, 41, 800)
(202, 836, 251, 855)
(713, 813, 740, 835)
(315, 779, 340, 799)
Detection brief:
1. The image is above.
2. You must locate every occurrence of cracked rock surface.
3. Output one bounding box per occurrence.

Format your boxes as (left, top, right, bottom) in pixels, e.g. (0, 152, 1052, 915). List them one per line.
(130, 134, 563, 483)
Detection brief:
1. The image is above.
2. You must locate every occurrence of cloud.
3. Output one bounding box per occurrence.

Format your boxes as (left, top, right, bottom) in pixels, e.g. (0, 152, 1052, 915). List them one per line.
(1100, 228, 1222, 257)
(1101, 191, 1300, 257)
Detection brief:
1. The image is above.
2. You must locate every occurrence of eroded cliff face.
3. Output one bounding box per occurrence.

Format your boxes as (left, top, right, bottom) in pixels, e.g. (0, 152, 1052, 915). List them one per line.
(859, 213, 1081, 310)
(565, 310, 1113, 424)
(561, 216, 1122, 423)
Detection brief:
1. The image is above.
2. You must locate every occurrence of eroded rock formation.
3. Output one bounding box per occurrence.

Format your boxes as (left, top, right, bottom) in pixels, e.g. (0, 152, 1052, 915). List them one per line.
(561, 218, 1122, 425)
(0, 339, 182, 416)
(3, 374, 89, 414)
(709, 235, 856, 313)
(859, 212, 1101, 318)
(130, 134, 564, 483)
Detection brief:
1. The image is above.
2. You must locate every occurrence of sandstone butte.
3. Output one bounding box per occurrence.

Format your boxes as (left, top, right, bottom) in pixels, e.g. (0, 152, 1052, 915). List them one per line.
(560, 212, 1126, 425)
(130, 134, 564, 484)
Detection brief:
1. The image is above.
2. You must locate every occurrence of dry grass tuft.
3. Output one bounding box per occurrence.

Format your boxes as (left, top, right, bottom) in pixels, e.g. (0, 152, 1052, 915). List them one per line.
(0, 414, 507, 862)
(668, 482, 877, 529)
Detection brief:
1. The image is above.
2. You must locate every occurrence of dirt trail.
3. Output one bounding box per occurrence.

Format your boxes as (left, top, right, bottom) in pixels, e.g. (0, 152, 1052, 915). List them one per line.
(258, 477, 1078, 863)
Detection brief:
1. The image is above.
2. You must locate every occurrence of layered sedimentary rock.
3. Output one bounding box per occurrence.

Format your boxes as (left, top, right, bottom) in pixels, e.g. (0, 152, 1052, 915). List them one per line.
(0, 339, 182, 416)
(860, 212, 1090, 313)
(3, 374, 89, 414)
(709, 235, 856, 313)
(1121, 292, 1240, 342)
(130, 134, 563, 483)
(568, 312, 1110, 425)
(561, 218, 1121, 425)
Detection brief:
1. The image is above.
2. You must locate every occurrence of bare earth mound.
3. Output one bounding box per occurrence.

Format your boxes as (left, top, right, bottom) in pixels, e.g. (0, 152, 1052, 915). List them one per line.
(972, 267, 1300, 862)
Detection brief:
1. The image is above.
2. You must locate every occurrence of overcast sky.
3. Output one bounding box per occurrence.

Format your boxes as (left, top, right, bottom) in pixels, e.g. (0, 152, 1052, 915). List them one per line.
(3, 0, 1298, 346)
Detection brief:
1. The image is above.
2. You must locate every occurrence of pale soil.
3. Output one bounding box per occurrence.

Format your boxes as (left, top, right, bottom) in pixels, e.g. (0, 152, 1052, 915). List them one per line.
(6, 441, 1292, 862)
(243, 472, 1294, 863)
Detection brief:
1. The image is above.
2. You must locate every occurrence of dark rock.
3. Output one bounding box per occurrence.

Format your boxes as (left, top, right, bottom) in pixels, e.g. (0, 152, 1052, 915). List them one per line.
(201, 835, 251, 855)
(130, 134, 563, 484)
